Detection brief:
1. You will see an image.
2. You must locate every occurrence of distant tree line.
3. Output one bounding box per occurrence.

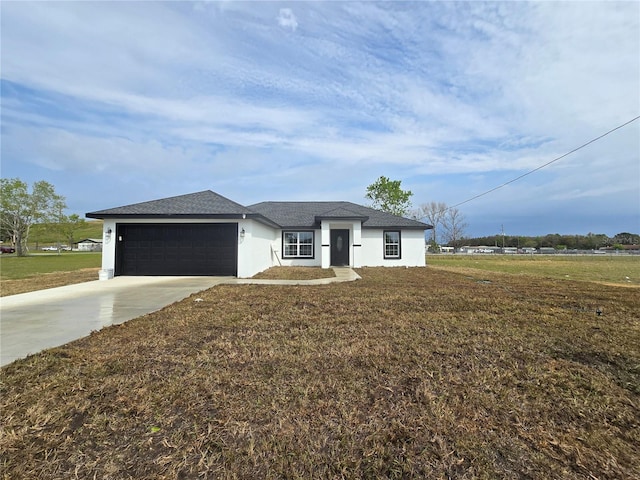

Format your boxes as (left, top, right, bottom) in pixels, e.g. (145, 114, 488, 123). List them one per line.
(461, 232, 639, 250)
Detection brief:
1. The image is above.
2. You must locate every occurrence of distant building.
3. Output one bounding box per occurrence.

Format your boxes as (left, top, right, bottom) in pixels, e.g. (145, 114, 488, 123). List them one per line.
(459, 246, 499, 254)
(76, 238, 103, 252)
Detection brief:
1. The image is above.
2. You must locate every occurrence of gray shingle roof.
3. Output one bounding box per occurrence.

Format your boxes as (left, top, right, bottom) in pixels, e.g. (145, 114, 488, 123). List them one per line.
(87, 191, 432, 230)
(86, 191, 254, 218)
(315, 206, 369, 221)
(248, 201, 431, 230)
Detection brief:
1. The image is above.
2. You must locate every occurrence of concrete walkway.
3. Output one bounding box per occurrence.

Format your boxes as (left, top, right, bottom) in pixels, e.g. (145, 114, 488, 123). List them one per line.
(0, 268, 360, 366)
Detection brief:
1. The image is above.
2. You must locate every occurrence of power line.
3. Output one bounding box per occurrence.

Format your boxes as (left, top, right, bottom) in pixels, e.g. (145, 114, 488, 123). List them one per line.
(449, 115, 640, 210)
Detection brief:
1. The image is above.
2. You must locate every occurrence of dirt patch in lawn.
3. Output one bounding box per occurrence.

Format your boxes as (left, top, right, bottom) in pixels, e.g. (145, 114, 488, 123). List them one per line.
(0, 268, 100, 297)
(1, 268, 638, 479)
(252, 266, 335, 280)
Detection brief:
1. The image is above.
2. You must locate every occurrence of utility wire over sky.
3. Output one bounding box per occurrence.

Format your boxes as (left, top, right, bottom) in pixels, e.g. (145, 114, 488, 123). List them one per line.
(450, 115, 640, 210)
(2, 2, 637, 236)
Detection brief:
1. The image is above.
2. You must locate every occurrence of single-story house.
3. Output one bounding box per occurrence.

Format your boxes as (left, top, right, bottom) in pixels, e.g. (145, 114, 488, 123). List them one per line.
(75, 238, 103, 252)
(86, 190, 432, 278)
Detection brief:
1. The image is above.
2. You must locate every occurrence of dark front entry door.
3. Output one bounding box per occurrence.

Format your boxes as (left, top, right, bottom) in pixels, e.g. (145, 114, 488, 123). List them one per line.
(330, 229, 349, 266)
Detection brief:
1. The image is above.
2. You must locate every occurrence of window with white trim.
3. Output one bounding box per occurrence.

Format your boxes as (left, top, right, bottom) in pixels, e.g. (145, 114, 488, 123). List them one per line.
(384, 231, 401, 259)
(283, 231, 314, 258)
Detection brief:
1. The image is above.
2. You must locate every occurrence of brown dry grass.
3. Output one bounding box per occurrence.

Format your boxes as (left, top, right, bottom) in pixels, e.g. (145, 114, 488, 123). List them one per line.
(0, 266, 330, 297)
(1, 267, 638, 479)
(0, 268, 100, 297)
(252, 266, 335, 280)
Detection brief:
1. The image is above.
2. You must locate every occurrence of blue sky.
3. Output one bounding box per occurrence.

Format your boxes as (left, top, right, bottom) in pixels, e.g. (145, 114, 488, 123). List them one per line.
(1, 1, 638, 237)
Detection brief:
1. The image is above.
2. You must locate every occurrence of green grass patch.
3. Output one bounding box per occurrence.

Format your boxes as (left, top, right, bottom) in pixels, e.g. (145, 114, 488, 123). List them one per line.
(428, 254, 639, 286)
(27, 220, 103, 247)
(0, 252, 102, 280)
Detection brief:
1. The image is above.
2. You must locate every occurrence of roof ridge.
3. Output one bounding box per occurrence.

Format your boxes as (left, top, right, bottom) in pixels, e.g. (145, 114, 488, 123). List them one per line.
(201, 190, 253, 210)
(318, 205, 364, 215)
(87, 190, 254, 217)
(248, 200, 349, 204)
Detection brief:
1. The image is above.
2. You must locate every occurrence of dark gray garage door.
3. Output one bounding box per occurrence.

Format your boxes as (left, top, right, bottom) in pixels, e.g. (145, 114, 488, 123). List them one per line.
(115, 223, 237, 276)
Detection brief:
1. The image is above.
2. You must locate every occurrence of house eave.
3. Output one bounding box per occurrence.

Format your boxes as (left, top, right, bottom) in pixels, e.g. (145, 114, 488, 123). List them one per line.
(362, 225, 433, 230)
(276, 224, 431, 231)
(86, 213, 245, 219)
(85, 212, 280, 228)
(314, 215, 369, 223)
(280, 225, 321, 230)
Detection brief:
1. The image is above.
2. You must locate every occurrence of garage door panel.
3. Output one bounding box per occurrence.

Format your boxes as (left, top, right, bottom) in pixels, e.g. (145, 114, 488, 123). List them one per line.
(116, 224, 237, 276)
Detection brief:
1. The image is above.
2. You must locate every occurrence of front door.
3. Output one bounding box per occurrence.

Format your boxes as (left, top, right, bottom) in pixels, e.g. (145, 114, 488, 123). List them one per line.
(330, 229, 349, 266)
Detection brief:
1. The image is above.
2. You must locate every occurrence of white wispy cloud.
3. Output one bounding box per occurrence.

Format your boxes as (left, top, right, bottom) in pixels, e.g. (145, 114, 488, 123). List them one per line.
(277, 8, 298, 31)
(1, 1, 638, 235)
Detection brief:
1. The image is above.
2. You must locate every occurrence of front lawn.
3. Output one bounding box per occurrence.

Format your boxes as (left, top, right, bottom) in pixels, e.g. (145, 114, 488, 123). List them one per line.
(0, 252, 101, 280)
(428, 254, 639, 286)
(1, 267, 638, 479)
(0, 253, 101, 296)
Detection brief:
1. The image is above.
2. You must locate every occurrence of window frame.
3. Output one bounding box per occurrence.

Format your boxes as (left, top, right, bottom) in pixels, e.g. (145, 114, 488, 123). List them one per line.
(282, 230, 315, 259)
(383, 230, 401, 259)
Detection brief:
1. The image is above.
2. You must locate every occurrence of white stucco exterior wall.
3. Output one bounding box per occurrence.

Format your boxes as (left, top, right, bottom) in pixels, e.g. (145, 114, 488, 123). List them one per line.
(352, 222, 362, 268)
(237, 219, 278, 278)
(100, 219, 117, 277)
(320, 223, 330, 269)
(360, 229, 426, 267)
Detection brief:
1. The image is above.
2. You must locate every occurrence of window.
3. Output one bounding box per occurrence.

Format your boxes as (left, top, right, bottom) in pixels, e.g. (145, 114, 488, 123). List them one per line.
(283, 231, 314, 258)
(384, 231, 401, 259)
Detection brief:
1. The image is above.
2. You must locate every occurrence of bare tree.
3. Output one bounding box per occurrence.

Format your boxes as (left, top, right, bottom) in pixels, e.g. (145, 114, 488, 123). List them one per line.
(418, 202, 448, 246)
(442, 207, 467, 251)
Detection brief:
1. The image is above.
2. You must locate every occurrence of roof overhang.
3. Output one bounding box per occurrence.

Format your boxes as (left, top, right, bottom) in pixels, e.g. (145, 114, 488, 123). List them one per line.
(361, 225, 433, 230)
(85, 212, 281, 229)
(314, 215, 369, 223)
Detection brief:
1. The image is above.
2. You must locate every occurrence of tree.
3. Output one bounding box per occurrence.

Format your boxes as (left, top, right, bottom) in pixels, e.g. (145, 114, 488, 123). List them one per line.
(442, 207, 467, 251)
(613, 232, 639, 245)
(57, 213, 86, 250)
(417, 201, 447, 247)
(0, 178, 66, 256)
(365, 176, 413, 216)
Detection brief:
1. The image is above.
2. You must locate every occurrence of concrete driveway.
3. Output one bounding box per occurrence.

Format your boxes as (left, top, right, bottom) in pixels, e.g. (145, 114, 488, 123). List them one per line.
(0, 277, 226, 366)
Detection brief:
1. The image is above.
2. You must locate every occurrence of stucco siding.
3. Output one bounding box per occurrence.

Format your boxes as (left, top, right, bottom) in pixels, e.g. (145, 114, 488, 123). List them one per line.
(361, 229, 426, 267)
(100, 219, 117, 274)
(238, 220, 278, 278)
